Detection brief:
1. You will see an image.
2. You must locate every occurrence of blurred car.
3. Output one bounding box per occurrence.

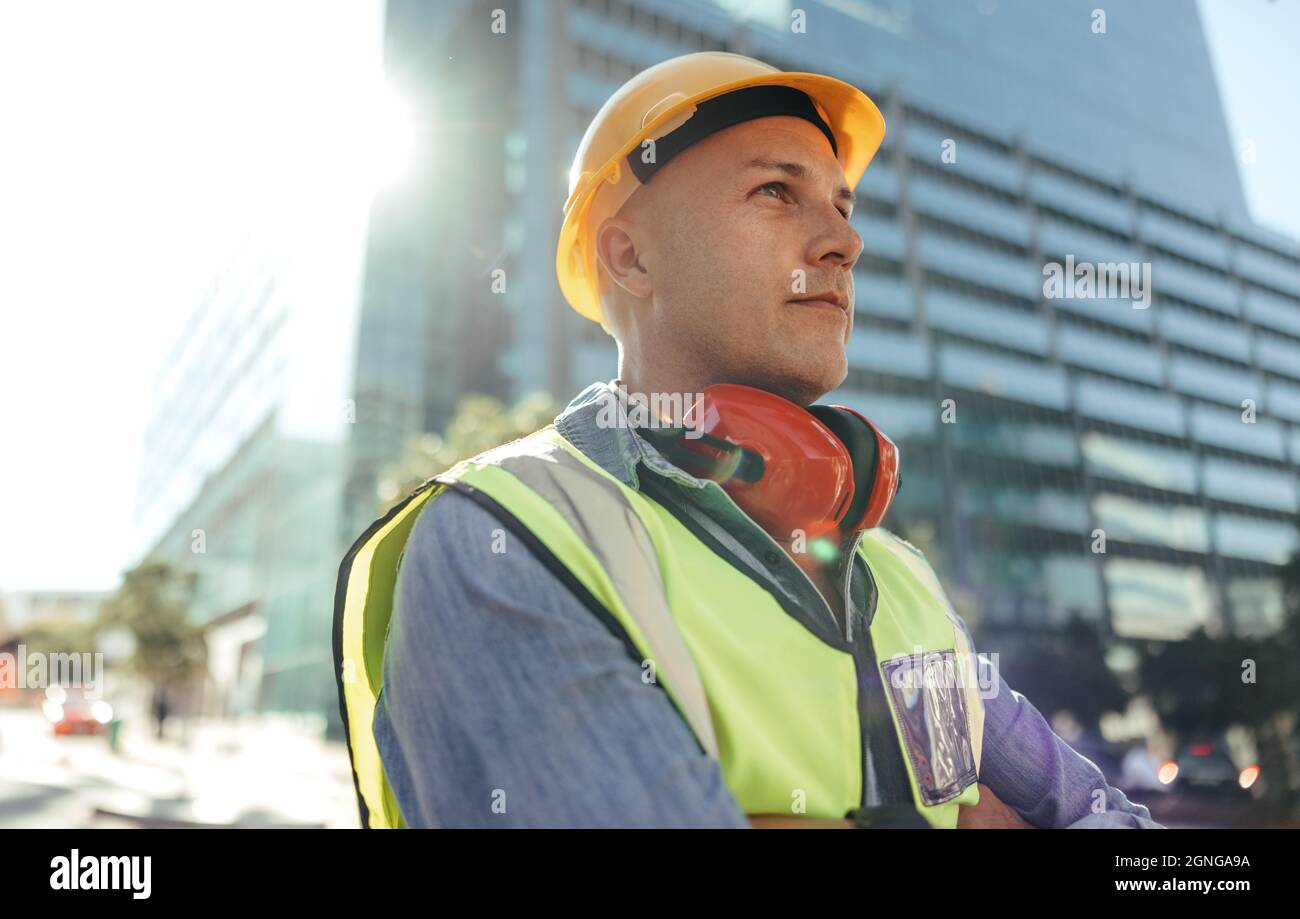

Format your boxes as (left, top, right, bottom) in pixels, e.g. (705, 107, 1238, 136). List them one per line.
(42, 686, 114, 736)
(1156, 739, 1258, 801)
(1067, 734, 1182, 799)
(1119, 745, 1172, 795)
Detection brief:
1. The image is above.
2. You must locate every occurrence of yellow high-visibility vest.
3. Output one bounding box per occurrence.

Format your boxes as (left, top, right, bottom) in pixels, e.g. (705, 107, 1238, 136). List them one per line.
(334, 425, 983, 827)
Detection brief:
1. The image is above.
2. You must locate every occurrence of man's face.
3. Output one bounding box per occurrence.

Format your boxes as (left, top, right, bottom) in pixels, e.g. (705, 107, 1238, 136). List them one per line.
(607, 115, 864, 405)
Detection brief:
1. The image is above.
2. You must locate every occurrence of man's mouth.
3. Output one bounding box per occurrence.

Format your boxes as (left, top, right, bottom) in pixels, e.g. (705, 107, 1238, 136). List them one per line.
(788, 290, 848, 313)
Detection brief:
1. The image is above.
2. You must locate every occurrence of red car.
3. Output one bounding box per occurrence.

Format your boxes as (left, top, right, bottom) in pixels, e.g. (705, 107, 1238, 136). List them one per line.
(44, 687, 112, 736)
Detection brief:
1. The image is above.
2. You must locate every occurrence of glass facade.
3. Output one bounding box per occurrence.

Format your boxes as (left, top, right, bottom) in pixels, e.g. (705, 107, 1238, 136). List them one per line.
(501, 0, 1300, 644)
(138, 195, 367, 730)
(139, 0, 1300, 724)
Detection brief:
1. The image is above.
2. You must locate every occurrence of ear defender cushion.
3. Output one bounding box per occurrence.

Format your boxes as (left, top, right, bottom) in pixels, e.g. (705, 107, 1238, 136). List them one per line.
(807, 404, 879, 529)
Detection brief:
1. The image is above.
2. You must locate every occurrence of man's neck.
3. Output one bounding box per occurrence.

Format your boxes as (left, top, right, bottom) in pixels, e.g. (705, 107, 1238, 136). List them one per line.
(616, 350, 714, 406)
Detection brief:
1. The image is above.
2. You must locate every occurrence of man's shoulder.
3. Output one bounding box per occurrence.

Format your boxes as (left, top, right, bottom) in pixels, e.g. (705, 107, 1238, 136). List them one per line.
(404, 485, 514, 568)
(391, 473, 645, 671)
(401, 479, 587, 598)
(436, 425, 562, 481)
(391, 486, 587, 645)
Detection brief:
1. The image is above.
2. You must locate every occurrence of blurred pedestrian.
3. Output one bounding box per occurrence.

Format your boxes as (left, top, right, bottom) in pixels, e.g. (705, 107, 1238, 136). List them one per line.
(151, 683, 170, 740)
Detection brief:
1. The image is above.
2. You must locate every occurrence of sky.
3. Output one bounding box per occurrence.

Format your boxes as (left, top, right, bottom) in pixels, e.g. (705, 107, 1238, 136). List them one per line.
(0, 0, 1297, 595)
(0, 0, 386, 593)
(1197, 0, 1300, 244)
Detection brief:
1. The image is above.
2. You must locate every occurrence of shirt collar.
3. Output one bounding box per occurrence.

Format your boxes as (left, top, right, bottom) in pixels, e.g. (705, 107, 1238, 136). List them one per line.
(553, 378, 710, 492)
(555, 379, 872, 634)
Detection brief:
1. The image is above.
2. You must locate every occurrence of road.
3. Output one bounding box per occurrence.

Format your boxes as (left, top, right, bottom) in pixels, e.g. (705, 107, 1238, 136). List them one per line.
(0, 706, 359, 828)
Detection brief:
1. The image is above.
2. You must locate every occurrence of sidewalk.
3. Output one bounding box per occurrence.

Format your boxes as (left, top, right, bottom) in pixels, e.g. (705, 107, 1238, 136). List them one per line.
(0, 706, 359, 828)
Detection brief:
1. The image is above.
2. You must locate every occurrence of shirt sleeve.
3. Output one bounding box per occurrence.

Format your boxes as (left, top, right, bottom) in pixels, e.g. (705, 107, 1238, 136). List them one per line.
(372, 486, 751, 828)
(954, 616, 1165, 829)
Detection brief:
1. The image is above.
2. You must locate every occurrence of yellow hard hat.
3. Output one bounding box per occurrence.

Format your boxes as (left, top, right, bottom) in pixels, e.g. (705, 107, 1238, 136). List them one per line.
(556, 51, 886, 325)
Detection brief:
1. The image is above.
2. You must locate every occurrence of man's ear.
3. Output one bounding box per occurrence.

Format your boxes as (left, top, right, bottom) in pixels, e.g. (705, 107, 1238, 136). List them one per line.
(594, 215, 653, 301)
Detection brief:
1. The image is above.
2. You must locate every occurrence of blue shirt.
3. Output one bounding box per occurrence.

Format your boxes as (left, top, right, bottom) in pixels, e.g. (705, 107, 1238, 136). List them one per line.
(374, 380, 1163, 828)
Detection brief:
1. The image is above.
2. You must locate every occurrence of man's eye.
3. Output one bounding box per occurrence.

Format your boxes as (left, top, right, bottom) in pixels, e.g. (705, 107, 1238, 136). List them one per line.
(758, 181, 851, 219)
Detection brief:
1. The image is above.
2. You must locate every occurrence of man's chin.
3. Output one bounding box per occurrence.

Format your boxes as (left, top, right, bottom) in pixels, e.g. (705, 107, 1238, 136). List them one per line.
(750, 361, 846, 407)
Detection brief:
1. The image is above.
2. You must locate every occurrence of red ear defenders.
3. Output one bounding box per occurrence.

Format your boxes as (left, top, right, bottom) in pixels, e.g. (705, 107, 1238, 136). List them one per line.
(637, 383, 900, 544)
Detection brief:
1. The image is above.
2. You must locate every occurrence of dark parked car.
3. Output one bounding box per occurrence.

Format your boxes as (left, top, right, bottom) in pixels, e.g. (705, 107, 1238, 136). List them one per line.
(1164, 740, 1256, 801)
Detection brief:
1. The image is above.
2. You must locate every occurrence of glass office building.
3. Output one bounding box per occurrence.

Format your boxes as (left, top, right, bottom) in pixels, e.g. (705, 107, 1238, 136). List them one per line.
(144, 0, 1300, 727)
(355, 0, 1299, 650)
(138, 216, 367, 723)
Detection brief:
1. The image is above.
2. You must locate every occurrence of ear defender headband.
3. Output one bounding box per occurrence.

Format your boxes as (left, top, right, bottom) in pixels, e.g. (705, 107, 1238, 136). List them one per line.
(637, 383, 900, 544)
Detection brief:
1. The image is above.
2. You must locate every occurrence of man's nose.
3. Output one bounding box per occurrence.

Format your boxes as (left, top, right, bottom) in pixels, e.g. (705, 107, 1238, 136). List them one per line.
(811, 206, 864, 273)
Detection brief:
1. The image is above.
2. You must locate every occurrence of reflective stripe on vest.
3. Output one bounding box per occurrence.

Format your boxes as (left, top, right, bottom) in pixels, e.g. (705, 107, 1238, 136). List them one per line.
(443, 431, 721, 760)
(334, 425, 983, 827)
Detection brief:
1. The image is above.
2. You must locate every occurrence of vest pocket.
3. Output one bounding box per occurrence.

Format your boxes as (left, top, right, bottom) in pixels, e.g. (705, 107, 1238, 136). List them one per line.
(879, 650, 978, 806)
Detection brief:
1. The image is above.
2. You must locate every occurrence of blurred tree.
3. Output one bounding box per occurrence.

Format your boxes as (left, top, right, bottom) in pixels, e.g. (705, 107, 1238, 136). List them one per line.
(17, 618, 100, 661)
(1138, 627, 1251, 738)
(1138, 548, 1300, 810)
(994, 614, 1130, 733)
(98, 561, 206, 698)
(1253, 547, 1300, 809)
(377, 391, 562, 513)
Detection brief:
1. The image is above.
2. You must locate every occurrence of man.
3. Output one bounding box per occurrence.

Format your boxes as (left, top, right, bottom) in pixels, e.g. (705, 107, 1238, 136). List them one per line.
(335, 52, 1162, 829)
